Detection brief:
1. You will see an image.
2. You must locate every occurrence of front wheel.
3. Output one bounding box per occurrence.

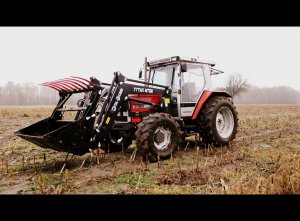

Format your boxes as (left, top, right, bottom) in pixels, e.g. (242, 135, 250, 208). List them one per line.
(198, 96, 238, 146)
(135, 113, 181, 162)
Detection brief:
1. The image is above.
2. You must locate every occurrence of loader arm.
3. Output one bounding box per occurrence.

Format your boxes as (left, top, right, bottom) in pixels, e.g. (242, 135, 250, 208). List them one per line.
(93, 72, 168, 145)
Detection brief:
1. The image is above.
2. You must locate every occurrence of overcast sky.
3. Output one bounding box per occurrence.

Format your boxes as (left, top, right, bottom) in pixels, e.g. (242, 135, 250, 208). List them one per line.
(0, 27, 299, 91)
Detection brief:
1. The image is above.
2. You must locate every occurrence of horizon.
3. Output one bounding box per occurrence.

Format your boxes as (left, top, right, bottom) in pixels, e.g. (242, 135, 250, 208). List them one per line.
(1, 80, 300, 92)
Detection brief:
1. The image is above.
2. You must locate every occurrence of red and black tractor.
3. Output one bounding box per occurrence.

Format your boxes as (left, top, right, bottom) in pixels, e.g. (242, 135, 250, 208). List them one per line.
(15, 56, 238, 162)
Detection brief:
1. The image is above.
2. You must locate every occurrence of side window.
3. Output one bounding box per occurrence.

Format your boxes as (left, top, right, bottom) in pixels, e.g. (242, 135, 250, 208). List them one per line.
(171, 70, 180, 102)
(181, 65, 205, 102)
(172, 70, 180, 91)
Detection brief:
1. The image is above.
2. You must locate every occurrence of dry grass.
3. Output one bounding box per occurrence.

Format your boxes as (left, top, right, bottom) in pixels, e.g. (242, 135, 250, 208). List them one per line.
(0, 104, 300, 194)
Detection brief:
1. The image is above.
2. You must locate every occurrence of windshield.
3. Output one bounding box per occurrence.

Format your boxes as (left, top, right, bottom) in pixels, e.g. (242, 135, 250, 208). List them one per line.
(149, 64, 178, 87)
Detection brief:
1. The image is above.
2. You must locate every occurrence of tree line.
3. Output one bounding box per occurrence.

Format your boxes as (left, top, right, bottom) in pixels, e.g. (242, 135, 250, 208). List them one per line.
(234, 85, 300, 104)
(0, 81, 58, 105)
(219, 73, 300, 104)
(0, 80, 300, 105)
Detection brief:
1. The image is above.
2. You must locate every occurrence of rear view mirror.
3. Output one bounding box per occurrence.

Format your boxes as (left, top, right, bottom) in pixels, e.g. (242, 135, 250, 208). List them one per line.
(181, 63, 187, 72)
(139, 70, 142, 79)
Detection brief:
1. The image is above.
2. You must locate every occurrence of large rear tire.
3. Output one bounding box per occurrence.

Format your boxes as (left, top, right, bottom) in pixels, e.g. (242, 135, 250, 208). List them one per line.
(197, 96, 238, 146)
(135, 113, 181, 162)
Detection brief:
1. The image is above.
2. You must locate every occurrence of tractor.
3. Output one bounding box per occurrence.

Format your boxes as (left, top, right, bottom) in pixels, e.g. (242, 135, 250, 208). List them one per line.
(15, 56, 238, 162)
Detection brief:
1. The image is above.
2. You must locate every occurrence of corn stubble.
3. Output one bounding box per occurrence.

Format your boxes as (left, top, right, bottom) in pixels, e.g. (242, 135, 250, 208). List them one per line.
(1, 105, 300, 194)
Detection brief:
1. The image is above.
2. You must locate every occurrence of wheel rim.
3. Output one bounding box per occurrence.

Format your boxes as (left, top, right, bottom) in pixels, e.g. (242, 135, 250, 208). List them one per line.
(216, 107, 234, 139)
(153, 127, 172, 150)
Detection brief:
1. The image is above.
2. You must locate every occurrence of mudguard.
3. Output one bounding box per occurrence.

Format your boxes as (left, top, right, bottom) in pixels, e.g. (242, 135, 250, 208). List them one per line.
(191, 90, 231, 120)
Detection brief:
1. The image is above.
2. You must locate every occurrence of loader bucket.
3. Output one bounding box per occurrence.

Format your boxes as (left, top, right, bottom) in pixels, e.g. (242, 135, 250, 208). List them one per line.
(15, 117, 94, 155)
(15, 76, 108, 155)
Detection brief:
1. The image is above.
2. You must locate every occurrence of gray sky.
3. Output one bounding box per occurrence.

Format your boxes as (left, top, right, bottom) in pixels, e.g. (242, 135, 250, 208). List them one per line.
(0, 27, 300, 90)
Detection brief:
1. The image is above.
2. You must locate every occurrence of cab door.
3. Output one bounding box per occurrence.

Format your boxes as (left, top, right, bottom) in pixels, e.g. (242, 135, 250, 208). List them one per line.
(180, 64, 206, 118)
(148, 63, 180, 117)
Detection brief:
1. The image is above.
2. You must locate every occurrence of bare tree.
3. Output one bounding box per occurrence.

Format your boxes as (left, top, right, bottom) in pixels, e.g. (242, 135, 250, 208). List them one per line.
(225, 73, 249, 99)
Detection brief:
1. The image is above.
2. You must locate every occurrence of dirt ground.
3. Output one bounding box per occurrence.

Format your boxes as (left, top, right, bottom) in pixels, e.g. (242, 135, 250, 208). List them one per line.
(0, 105, 300, 194)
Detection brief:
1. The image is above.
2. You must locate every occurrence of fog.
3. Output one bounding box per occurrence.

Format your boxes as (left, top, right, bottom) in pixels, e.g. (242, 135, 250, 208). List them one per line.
(0, 27, 300, 90)
(0, 82, 299, 105)
(1, 27, 300, 105)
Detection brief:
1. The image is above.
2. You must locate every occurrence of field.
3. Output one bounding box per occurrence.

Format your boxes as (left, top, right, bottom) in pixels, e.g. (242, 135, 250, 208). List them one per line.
(0, 105, 300, 194)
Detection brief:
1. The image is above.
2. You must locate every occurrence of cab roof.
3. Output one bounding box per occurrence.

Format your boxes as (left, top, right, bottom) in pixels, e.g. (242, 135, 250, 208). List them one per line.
(148, 56, 216, 67)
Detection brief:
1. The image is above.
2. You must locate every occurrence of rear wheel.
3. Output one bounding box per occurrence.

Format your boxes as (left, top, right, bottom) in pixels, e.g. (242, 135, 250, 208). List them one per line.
(197, 96, 238, 146)
(135, 113, 181, 162)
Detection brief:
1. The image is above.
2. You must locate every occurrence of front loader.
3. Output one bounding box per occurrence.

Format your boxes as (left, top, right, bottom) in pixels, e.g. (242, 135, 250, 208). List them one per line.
(15, 56, 238, 162)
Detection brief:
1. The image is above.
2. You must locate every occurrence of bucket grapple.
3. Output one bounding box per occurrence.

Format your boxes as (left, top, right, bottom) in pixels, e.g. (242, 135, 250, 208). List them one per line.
(15, 76, 104, 155)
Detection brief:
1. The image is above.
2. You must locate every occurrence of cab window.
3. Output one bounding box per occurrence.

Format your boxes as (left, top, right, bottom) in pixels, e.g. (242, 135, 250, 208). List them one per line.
(181, 64, 205, 102)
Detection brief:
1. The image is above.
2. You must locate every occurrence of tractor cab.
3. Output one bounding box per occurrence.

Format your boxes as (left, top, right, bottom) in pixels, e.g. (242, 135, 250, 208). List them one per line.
(145, 56, 222, 118)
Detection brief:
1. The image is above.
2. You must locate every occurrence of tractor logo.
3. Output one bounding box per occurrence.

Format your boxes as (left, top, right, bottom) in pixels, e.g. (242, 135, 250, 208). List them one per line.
(134, 87, 153, 93)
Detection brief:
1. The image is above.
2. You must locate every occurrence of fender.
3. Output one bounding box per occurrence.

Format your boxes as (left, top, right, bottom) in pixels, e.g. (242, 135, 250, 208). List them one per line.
(191, 90, 231, 120)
